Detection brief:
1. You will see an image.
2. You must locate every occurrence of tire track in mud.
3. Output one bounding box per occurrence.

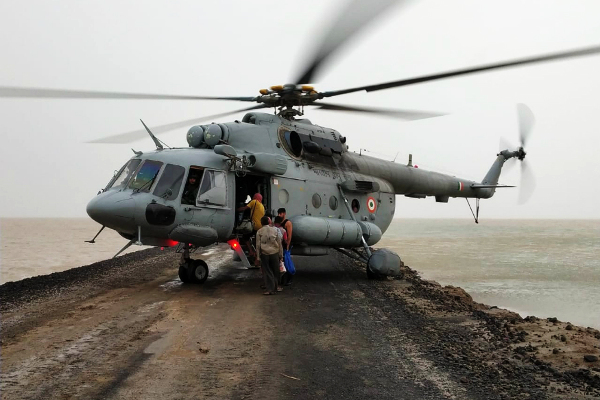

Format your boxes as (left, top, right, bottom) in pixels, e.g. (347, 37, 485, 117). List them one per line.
(109, 271, 279, 400)
(242, 258, 470, 400)
(3, 248, 595, 399)
(1, 298, 169, 400)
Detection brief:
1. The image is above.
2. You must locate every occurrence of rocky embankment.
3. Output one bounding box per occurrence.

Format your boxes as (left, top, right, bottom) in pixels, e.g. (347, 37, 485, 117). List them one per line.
(383, 261, 600, 397)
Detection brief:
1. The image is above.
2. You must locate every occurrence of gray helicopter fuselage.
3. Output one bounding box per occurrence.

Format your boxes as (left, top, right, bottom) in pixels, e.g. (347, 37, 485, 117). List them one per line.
(86, 112, 502, 249)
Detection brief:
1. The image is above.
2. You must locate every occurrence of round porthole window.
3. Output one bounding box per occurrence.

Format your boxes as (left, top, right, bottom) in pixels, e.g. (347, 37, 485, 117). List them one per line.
(329, 195, 338, 210)
(279, 189, 289, 205)
(351, 199, 360, 213)
(312, 193, 322, 208)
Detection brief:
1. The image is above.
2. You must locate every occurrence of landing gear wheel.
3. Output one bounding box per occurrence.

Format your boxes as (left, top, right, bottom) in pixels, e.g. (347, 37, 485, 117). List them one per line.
(179, 265, 192, 283)
(366, 265, 382, 280)
(190, 259, 209, 284)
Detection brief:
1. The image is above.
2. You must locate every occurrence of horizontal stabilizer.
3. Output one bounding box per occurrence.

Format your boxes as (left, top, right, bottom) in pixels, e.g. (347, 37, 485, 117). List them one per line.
(471, 184, 515, 189)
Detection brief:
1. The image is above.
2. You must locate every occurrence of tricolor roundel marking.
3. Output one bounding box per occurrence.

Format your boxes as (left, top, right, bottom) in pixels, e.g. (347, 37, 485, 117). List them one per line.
(367, 196, 377, 213)
(457, 182, 464, 191)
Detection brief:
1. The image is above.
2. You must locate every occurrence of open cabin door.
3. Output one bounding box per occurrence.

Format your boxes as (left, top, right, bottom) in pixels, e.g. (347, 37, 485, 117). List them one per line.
(234, 173, 271, 226)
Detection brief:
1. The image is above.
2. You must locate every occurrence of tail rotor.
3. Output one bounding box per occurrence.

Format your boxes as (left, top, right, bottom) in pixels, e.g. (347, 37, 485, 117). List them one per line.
(499, 103, 536, 203)
(516, 104, 536, 204)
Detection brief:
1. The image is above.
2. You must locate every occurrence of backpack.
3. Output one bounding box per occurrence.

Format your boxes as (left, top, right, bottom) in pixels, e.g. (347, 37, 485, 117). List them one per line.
(260, 226, 279, 248)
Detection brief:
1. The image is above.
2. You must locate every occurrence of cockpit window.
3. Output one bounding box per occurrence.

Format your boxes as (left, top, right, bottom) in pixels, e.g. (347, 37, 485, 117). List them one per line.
(107, 159, 142, 191)
(128, 160, 163, 192)
(153, 164, 185, 200)
(197, 170, 227, 206)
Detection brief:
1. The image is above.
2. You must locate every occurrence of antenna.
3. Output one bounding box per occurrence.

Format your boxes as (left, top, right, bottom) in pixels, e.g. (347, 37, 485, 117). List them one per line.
(140, 119, 171, 150)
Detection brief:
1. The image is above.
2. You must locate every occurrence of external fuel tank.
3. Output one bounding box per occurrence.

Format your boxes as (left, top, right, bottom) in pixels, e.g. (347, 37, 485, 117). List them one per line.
(290, 216, 383, 247)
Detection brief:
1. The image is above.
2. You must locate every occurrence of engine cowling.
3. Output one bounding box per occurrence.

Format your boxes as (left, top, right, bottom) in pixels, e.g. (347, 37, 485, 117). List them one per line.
(187, 124, 230, 148)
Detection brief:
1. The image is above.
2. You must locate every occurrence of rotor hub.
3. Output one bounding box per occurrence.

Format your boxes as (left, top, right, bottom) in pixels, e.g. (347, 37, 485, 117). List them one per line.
(256, 84, 321, 112)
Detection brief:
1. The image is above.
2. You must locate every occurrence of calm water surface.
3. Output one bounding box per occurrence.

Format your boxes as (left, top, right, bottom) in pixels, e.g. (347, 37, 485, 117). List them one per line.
(0, 218, 150, 284)
(378, 219, 600, 329)
(1, 218, 598, 329)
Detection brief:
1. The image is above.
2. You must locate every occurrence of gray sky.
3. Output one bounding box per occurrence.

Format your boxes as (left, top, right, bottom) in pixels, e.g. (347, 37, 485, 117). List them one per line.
(1, 0, 599, 219)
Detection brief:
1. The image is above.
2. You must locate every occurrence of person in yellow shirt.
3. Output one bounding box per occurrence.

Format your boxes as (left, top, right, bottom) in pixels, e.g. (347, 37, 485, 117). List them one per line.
(237, 193, 265, 265)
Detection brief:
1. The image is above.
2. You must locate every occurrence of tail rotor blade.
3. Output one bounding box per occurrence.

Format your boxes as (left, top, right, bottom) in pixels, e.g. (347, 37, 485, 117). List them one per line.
(518, 160, 536, 204)
(499, 136, 514, 152)
(502, 156, 517, 173)
(516, 103, 535, 147)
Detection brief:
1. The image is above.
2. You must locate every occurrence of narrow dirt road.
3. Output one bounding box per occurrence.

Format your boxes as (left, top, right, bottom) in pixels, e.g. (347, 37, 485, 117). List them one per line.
(1, 247, 598, 399)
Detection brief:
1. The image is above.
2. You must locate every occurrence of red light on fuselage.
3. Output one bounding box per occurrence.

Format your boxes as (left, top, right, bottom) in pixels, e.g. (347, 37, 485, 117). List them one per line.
(227, 239, 240, 250)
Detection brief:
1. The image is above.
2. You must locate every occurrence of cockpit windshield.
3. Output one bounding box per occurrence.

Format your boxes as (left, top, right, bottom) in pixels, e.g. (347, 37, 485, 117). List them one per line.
(129, 160, 163, 191)
(106, 159, 142, 191)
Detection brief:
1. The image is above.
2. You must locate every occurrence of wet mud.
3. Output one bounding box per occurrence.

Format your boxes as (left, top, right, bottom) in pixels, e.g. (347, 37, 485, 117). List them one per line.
(1, 246, 599, 399)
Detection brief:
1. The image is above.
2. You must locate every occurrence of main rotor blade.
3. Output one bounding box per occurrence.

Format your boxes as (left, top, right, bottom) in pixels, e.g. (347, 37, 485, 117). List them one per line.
(313, 102, 444, 120)
(0, 86, 256, 102)
(321, 44, 600, 98)
(294, 0, 405, 84)
(89, 104, 269, 144)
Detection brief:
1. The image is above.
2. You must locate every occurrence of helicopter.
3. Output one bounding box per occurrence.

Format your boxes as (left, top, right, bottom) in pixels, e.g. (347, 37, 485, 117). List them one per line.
(2, 0, 600, 283)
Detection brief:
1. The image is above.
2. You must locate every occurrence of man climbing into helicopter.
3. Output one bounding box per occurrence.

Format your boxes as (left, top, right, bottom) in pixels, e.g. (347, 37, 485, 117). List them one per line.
(237, 193, 265, 265)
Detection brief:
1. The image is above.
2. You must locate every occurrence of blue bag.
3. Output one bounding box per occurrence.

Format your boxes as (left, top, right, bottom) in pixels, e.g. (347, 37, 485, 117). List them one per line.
(283, 249, 296, 275)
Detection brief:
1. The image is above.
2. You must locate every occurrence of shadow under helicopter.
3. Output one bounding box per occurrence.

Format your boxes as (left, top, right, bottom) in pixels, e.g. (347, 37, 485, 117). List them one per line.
(160, 252, 362, 296)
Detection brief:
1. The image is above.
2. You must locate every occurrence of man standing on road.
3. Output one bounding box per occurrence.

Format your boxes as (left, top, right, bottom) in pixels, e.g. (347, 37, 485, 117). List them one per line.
(277, 208, 292, 250)
(277, 208, 294, 286)
(256, 216, 283, 295)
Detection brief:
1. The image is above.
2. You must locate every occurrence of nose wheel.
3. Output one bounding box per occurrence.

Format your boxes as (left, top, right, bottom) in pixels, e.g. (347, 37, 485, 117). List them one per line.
(178, 259, 209, 284)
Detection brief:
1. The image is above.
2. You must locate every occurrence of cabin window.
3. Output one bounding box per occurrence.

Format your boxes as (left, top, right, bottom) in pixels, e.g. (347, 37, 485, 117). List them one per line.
(197, 170, 227, 207)
(153, 164, 185, 200)
(278, 189, 289, 205)
(351, 199, 360, 213)
(329, 195, 338, 210)
(107, 159, 141, 190)
(312, 193, 322, 208)
(128, 160, 163, 192)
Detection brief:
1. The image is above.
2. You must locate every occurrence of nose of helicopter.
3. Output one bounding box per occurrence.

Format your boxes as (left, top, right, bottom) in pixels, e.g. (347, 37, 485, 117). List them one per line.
(86, 192, 137, 234)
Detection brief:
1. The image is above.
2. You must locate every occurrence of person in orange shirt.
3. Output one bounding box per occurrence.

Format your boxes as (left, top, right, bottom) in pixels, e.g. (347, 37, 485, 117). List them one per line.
(237, 193, 265, 265)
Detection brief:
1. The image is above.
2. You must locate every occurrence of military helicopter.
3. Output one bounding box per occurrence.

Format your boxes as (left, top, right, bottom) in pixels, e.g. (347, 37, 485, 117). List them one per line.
(2, 0, 600, 283)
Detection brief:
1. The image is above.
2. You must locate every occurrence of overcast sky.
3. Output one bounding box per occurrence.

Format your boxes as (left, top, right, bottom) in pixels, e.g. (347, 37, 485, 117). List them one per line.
(1, 0, 599, 219)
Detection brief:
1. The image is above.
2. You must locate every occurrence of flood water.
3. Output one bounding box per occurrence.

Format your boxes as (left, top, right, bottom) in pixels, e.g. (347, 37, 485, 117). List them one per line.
(1, 218, 598, 329)
(378, 219, 600, 329)
(0, 218, 150, 284)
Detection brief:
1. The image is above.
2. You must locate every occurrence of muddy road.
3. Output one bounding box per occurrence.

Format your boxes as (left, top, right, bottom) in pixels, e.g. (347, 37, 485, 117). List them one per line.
(1, 247, 599, 399)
